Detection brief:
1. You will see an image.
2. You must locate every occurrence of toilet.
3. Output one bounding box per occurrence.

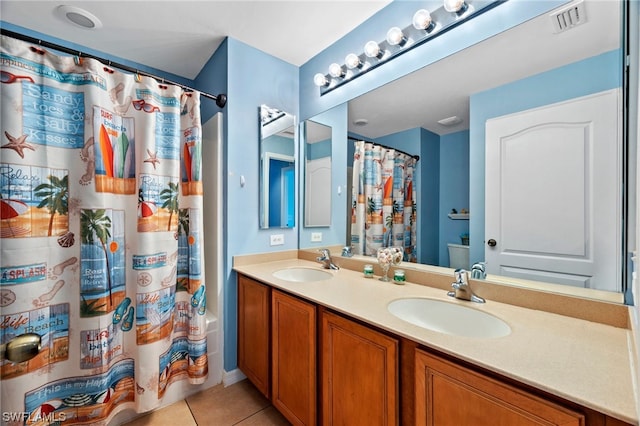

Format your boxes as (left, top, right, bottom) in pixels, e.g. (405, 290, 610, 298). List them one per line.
(447, 243, 470, 270)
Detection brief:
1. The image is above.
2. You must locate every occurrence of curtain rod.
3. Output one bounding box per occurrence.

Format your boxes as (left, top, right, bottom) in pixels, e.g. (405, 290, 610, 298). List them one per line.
(348, 136, 420, 161)
(1, 29, 227, 108)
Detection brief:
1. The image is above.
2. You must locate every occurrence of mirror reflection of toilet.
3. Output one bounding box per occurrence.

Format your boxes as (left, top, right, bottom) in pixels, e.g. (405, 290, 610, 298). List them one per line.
(447, 243, 469, 270)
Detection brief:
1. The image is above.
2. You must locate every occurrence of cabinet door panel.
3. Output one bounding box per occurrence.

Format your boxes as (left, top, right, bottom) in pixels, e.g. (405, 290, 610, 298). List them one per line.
(415, 349, 584, 426)
(237, 275, 270, 398)
(272, 289, 316, 426)
(322, 310, 398, 425)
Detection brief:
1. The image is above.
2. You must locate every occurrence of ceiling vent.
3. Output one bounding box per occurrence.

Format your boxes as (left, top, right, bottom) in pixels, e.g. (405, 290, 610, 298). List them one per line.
(550, 1, 587, 33)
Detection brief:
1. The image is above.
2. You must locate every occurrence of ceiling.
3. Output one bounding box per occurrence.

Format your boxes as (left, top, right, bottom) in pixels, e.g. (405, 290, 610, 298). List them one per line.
(1, 1, 622, 138)
(0, 0, 392, 78)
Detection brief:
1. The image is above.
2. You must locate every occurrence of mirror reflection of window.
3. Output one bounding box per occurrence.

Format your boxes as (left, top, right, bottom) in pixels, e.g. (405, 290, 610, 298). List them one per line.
(259, 105, 295, 229)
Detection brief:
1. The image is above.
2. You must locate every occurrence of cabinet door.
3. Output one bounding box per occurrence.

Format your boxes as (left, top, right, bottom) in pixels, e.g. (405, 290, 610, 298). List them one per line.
(272, 289, 317, 426)
(415, 349, 584, 426)
(237, 274, 270, 398)
(322, 310, 398, 425)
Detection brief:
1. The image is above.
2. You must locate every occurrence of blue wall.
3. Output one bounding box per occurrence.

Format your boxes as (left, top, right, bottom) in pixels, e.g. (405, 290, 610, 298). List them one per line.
(468, 49, 623, 265)
(419, 128, 440, 265)
(307, 139, 331, 160)
(299, 103, 349, 248)
(264, 134, 295, 156)
(223, 38, 299, 371)
(439, 130, 470, 265)
(196, 39, 229, 123)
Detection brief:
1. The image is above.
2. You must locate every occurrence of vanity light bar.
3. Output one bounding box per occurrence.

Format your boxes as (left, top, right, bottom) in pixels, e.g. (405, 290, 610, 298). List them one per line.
(314, 0, 506, 95)
(260, 106, 285, 126)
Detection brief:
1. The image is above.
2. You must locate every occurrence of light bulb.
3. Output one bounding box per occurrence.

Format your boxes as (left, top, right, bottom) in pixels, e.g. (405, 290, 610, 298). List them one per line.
(313, 73, 328, 87)
(412, 9, 435, 32)
(345, 53, 362, 70)
(386, 27, 407, 46)
(443, 0, 468, 14)
(364, 41, 382, 59)
(328, 63, 344, 78)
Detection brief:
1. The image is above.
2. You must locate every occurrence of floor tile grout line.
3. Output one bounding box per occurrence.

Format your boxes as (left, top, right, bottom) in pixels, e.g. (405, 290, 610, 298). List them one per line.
(231, 405, 274, 425)
(185, 398, 198, 425)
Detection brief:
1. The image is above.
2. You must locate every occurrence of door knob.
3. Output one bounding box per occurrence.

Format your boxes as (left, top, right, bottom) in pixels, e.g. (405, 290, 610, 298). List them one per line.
(487, 239, 497, 247)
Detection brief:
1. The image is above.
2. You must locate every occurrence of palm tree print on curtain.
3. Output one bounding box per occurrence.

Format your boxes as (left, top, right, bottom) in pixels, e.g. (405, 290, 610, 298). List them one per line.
(1, 35, 209, 422)
(176, 208, 191, 292)
(351, 140, 418, 262)
(80, 208, 125, 315)
(34, 174, 69, 237)
(0, 165, 69, 239)
(160, 181, 179, 231)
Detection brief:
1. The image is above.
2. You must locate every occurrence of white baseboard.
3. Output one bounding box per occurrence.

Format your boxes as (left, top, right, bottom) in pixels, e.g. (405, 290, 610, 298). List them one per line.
(222, 368, 247, 387)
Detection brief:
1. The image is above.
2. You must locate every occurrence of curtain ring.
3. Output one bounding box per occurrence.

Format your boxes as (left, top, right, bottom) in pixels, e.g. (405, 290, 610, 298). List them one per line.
(74, 54, 83, 66)
(135, 71, 142, 83)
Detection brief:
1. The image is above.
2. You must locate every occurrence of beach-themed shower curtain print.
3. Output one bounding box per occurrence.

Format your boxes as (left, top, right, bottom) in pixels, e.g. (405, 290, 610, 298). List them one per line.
(351, 140, 418, 262)
(0, 35, 208, 424)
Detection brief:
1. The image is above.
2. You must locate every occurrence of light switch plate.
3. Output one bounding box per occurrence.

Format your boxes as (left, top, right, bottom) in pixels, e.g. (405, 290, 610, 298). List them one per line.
(270, 234, 284, 246)
(311, 232, 323, 242)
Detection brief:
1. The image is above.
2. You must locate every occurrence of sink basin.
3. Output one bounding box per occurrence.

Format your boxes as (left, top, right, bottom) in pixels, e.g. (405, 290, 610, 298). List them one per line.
(272, 267, 333, 282)
(387, 298, 511, 338)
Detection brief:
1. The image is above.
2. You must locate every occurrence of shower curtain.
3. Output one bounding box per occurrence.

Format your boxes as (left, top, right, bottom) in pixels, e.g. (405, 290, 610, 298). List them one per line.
(351, 140, 418, 262)
(1, 36, 208, 425)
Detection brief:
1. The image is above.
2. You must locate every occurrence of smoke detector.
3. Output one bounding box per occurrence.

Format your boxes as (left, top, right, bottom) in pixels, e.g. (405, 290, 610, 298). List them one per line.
(56, 5, 103, 29)
(550, 1, 587, 33)
(353, 118, 369, 126)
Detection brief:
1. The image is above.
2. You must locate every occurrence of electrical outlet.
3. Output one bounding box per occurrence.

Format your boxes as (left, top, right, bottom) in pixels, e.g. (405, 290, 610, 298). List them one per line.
(270, 234, 284, 246)
(311, 232, 323, 242)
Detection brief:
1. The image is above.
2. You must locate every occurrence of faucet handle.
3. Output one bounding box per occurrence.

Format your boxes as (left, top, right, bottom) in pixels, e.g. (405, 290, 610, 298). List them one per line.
(454, 268, 469, 285)
(471, 262, 486, 279)
(341, 246, 353, 257)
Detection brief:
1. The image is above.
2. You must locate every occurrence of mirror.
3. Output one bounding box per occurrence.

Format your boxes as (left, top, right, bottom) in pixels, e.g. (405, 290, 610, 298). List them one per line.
(259, 105, 296, 229)
(304, 120, 332, 227)
(322, 1, 627, 299)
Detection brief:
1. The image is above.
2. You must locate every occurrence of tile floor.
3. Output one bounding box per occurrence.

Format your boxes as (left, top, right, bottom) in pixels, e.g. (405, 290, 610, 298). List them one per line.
(123, 379, 290, 426)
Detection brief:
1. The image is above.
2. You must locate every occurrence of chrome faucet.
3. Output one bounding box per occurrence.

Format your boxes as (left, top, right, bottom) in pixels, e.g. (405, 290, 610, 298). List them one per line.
(447, 269, 485, 303)
(341, 246, 353, 257)
(470, 262, 486, 280)
(317, 248, 339, 270)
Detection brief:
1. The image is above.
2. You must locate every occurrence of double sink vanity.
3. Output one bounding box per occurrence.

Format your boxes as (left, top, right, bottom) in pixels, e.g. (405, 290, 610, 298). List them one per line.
(234, 249, 637, 425)
(274, 265, 511, 339)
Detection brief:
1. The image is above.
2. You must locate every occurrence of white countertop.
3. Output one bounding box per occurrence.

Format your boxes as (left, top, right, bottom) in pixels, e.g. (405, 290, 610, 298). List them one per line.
(234, 258, 637, 424)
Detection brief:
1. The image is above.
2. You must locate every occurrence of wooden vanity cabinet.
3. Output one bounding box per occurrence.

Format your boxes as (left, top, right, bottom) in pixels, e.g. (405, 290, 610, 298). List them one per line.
(414, 349, 585, 426)
(237, 273, 632, 426)
(237, 274, 271, 398)
(321, 309, 399, 425)
(271, 289, 317, 426)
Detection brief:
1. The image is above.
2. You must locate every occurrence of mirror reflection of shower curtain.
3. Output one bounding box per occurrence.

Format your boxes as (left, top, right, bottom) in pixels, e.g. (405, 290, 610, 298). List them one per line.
(350, 141, 417, 262)
(1, 35, 208, 422)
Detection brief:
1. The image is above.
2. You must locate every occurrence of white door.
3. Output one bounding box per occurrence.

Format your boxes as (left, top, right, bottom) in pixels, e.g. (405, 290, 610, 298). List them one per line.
(305, 157, 332, 226)
(485, 89, 621, 292)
